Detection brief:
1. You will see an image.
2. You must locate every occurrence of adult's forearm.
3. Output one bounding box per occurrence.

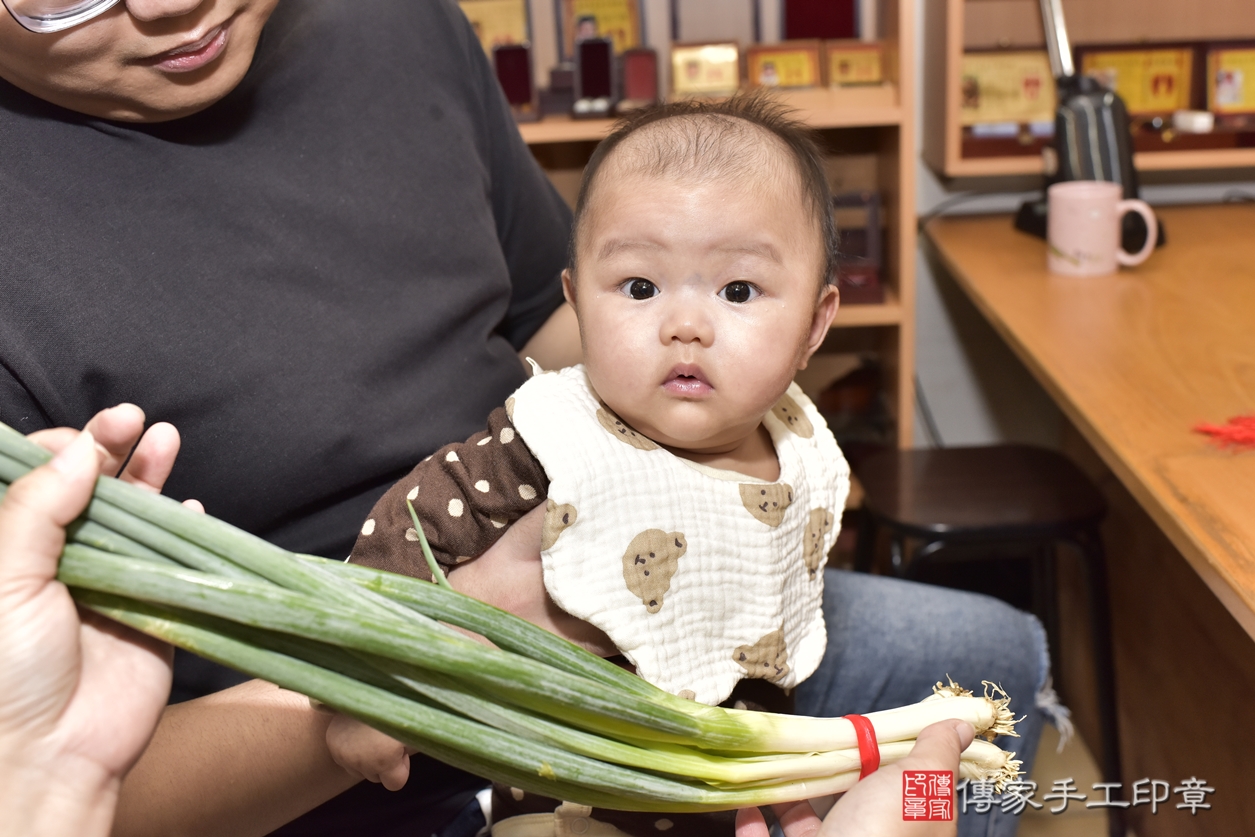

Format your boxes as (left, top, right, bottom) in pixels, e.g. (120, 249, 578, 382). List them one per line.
(112, 679, 359, 837)
(518, 303, 581, 371)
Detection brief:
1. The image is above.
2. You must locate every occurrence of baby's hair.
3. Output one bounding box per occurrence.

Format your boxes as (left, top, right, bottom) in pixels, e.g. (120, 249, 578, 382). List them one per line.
(568, 92, 838, 286)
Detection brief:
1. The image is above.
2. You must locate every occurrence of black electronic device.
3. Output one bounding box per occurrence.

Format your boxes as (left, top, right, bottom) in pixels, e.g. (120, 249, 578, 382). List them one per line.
(573, 37, 616, 118)
(493, 44, 539, 122)
(1014, 0, 1164, 252)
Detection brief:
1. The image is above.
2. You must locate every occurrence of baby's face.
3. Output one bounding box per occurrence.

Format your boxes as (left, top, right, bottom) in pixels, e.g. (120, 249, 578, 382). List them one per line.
(567, 165, 837, 456)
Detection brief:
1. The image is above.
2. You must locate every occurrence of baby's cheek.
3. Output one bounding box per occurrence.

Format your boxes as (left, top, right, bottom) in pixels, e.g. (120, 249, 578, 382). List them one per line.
(728, 350, 802, 415)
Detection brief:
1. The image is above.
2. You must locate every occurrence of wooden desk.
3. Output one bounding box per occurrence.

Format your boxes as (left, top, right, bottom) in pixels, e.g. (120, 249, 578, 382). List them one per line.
(926, 205, 1255, 837)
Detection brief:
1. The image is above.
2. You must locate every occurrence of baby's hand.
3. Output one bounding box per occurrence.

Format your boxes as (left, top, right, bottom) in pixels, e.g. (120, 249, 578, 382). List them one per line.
(325, 712, 416, 791)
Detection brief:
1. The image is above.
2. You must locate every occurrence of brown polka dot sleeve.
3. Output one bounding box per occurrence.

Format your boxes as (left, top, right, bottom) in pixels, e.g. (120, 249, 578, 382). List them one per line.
(349, 407, 549, 580)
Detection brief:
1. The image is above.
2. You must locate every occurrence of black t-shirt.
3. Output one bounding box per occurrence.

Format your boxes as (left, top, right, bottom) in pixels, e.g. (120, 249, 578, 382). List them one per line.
(0, 0, 570, 561)
(1, 2, 570, 833)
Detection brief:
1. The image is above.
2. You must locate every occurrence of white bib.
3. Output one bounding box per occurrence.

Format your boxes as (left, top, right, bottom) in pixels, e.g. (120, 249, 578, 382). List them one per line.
(509, 365, 850, 705)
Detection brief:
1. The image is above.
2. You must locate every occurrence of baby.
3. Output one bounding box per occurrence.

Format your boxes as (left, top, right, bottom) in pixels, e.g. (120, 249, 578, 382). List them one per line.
(351, 94, 850, 711)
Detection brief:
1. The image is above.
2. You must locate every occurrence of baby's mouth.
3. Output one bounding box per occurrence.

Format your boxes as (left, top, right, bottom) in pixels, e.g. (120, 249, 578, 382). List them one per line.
(662, 364, 713, 397)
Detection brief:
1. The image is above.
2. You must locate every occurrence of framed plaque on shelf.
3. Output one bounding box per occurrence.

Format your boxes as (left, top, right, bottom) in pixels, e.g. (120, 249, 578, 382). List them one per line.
(558, 0, 642, 61)
(746, 41, 822, 89)
(825, 40, 883, 86)
(458, 0, 529, 56)
(1077, 46, 1195, 115)
(670, 0, 758, 45)
(1208, 46, 1255, 115)
(671, 42, 741, 97)
(959, 51, 1055, 126)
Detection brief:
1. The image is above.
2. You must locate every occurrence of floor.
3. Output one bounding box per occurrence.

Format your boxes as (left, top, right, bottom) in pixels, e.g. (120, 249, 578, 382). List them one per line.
(1017, 723, 1132, 837)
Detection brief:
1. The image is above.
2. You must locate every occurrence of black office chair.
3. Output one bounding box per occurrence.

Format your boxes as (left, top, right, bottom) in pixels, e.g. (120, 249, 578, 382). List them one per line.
(852, 443, 1123, 837)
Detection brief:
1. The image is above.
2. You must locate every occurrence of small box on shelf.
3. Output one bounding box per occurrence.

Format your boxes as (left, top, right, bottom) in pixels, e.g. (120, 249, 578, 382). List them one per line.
(670, 42, 741, 97)
(540, 64, 576, 117)
(746, 41, 825, 90)
(617, 48, 659, 111)
(833, 191, 884, 306)
(825, 40, 885, 86)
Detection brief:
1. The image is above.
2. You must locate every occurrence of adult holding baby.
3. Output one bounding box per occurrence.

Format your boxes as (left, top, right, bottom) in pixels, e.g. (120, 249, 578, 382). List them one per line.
(1, 0, 578, 832)
(0, 1, 1047, 836)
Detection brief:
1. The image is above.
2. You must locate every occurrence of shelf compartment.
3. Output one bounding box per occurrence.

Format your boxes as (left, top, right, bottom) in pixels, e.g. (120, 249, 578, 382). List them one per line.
(519, 85, 903, 146)
(924, 0, 1255, 178)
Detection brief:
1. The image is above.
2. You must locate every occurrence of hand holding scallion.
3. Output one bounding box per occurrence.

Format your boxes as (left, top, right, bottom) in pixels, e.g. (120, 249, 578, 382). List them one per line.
(0, 409, 185, 837)
(0, 415, 1023, 816)
(735, 720, 974, 837)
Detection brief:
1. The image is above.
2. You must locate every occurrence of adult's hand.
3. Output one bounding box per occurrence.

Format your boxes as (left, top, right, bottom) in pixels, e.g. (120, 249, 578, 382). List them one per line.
(27, 403, 190, 503)
(735, 720, 975, 837)
(447, 502, 617, 657)
(324, 503, 616, 795)
(0, 422, 175, 837)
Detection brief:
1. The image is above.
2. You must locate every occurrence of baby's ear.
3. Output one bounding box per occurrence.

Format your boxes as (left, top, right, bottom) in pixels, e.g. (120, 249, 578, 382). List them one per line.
(798, 284, 840, 369)
(561, 269, 577, 306)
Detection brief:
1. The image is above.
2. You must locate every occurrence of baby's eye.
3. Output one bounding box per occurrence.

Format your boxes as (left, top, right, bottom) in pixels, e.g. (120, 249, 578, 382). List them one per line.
(719, 281, 759, 304)
(623, 278, 658, 300)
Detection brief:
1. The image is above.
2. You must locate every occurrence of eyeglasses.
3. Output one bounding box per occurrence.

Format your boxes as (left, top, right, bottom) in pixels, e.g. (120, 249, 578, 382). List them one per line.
(3, 0, 121, 33)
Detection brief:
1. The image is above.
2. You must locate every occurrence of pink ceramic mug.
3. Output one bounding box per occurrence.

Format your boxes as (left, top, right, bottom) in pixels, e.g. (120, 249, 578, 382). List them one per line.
(1046, 181, 1158, 276)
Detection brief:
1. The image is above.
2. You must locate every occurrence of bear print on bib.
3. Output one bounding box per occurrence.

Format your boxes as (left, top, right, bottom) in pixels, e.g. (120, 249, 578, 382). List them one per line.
(508, 365, 849, 705)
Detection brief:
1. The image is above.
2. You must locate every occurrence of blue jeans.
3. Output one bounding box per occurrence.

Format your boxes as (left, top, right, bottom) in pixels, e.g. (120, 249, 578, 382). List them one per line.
(797, 568, 1049, 837)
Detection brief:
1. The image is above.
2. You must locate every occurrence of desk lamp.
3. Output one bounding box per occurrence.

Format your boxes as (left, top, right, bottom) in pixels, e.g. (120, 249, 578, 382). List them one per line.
(1014, 0, 1165, 251)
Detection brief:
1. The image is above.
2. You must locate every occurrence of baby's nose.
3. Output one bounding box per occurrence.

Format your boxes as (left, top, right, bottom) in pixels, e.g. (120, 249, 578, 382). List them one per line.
(659, 297, 715, 346)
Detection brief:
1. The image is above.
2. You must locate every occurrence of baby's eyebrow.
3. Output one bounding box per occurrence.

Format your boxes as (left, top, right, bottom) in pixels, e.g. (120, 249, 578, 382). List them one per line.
(596, 239, 662, 260)
(713, 243, 782, 264)
(595, 239, 782, 264)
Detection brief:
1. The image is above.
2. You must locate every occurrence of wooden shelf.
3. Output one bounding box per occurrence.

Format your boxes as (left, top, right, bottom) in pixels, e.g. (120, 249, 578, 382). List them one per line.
(941, 155, 1042, 178)
(832, 287, 903, 327)
(519, 84, 903, 146)
(776, 84, 903, 129)
(517, 116, 614, 146)
(944, 147, 1255, 178)
(1137, 148, 1255, 171)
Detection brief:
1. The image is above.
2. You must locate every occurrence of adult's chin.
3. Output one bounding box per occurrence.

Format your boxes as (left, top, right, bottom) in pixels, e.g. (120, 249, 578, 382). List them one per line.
(0, 0, 276, 122)
(102, 52, 254, 121)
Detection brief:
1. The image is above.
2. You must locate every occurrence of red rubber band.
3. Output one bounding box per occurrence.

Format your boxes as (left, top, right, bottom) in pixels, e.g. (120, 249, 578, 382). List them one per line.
(842, 714, 880, 779)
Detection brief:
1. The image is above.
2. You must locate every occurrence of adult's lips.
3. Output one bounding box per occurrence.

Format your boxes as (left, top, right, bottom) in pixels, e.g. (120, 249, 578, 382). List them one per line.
(143, 20, 231, 73)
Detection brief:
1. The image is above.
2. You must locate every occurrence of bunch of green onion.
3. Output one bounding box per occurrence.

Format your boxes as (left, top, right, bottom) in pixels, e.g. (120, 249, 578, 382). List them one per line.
(0, 421, 1021, 810)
